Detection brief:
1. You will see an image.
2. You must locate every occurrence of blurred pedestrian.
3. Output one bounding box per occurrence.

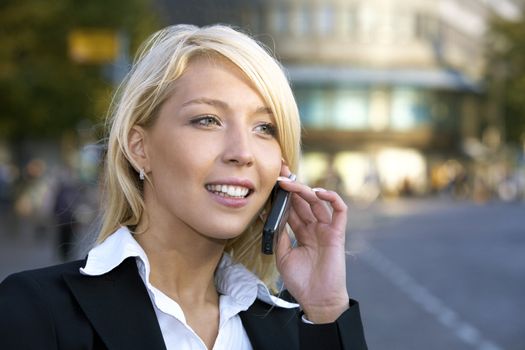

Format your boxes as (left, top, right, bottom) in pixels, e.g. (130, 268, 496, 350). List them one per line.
(53, 176, 79, 261)
(13, 158, 54, 240)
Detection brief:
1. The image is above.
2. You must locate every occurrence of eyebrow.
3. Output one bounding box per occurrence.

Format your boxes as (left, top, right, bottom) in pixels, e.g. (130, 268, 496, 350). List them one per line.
(181, 98, 272, 114)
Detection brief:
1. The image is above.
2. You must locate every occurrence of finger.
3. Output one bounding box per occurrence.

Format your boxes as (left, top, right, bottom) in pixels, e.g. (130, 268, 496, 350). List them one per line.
(290, 193, 317, 225)
(275, 225, 293, 266)
(280, 181, 333, 224)
(288, 210, 318, 249)
(313, 189, 348, 233)
(287, 207, 318, 247)
(287, 205, 309, 240)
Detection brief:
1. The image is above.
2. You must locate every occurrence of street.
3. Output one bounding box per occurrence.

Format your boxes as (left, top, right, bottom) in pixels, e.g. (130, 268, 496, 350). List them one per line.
(347, 198, 525, 350)
(1, 198, 524, 349)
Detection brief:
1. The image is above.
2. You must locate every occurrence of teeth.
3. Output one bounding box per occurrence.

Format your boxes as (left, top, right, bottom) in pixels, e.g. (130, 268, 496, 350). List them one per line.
(206, 184, 250, 198)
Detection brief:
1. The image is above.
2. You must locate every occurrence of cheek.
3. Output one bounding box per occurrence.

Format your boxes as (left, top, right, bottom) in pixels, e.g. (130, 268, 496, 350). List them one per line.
(156, 130, 212, 167)
(256, 142, 282, 183)
(148, 138, 210, 192)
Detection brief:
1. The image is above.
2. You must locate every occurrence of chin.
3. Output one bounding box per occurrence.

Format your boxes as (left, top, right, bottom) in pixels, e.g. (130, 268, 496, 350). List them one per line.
(200, 220, 255, 241)
(213, 227, 250, 240)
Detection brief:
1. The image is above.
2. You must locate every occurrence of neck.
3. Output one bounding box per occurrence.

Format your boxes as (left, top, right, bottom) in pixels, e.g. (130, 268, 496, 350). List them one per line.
(134, 217, 226, 305)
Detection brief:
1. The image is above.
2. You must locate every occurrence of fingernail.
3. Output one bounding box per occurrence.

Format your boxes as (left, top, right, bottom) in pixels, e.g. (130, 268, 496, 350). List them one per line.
(312, 187, 327, 192)
(277, 176, 293, 182)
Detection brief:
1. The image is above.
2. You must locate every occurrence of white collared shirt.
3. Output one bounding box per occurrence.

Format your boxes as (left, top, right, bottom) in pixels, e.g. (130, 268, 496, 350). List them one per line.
(80, 226, 299, 350)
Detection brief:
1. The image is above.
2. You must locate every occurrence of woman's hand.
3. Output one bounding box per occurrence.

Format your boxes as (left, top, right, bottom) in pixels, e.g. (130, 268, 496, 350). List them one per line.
(275, 166, 350, 324)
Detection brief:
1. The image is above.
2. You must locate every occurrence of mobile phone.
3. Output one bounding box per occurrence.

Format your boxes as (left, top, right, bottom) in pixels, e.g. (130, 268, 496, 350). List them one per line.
(262, 174, 296, 255)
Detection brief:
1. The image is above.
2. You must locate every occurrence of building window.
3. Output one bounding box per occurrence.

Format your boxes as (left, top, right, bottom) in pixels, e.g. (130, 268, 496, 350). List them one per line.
(332, 89, 369, 129)
(295, 87, 371, 130)
(397, 12, 415, 41)
(347, 7, 357, 36)
(431, 92, 459, 131)
(359, 5, 378, 42)
(297, 4, 311, 35)
(391, 88, 431, 130)
(272, 3, 289, 34)
(295, 88, 329, 128)
(318, 4, 334, 36)
(415, 12, 441, 43)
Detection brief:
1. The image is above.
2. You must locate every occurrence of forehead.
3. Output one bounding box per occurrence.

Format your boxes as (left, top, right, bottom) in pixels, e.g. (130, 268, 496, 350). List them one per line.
(167, 54, 268, 108)
(180, 54, 247, 87)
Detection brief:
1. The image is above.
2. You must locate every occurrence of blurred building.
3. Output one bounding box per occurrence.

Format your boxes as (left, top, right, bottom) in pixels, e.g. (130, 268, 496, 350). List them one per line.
(160, 0, 521, 198)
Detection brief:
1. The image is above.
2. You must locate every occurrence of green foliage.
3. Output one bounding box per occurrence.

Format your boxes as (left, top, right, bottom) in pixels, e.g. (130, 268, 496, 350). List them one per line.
(487, 11, 525, 145)
(0, 0, 161, 139)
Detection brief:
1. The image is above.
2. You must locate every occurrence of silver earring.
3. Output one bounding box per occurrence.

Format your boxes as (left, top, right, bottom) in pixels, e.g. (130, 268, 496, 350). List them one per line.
(139, 169, 145, 181)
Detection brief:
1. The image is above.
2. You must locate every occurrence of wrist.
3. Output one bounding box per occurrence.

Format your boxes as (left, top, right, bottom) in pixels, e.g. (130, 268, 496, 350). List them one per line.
(303, 299, 350, 324)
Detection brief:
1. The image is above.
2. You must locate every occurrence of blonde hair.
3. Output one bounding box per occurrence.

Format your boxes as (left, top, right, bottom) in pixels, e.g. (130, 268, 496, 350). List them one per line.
(98, 24, 301, 289)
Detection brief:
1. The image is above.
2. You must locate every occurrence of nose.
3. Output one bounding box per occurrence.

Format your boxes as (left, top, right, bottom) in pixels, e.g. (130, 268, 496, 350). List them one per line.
(221, 124, 254, 167)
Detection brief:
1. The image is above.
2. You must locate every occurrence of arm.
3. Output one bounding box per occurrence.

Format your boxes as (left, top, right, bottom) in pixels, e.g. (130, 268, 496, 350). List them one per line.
(274, 165, 367, 348)
(0, 273, 58, 349)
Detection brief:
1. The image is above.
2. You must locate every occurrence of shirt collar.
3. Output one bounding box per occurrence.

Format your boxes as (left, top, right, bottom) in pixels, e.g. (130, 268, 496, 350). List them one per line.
(81, 226, 298, 310)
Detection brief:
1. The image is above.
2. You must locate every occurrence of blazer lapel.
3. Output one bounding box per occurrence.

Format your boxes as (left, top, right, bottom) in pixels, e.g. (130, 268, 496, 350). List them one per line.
(63, 258, 166, 350)
(240, 299, 299, 350)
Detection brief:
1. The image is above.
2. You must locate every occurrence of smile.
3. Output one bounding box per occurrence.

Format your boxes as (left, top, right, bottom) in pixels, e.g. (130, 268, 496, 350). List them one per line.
(205, 184, 251, 198)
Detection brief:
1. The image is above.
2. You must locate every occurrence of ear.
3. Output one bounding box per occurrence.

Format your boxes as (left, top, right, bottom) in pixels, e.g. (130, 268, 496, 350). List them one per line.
(128, 126, 149, 173)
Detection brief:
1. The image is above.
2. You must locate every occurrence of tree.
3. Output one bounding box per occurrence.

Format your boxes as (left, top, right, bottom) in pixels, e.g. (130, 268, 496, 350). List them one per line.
(487, 9, 525, 146)
(0, 0, 161, 140)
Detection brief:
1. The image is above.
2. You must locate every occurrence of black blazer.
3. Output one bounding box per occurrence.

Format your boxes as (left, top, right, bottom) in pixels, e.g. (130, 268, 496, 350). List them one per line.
(0, 258, 367, 350)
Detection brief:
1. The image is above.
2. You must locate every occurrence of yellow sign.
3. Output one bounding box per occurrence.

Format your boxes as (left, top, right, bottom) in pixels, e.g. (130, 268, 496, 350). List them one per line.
(68, 29, 119, 64)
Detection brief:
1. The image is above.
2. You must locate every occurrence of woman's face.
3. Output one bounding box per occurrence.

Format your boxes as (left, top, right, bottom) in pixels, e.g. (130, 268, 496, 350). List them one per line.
(139, 56, 282, 241)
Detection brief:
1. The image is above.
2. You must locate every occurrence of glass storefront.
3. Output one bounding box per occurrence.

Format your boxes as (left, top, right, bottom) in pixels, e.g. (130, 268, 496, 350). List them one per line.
(295, 85, 460, 132)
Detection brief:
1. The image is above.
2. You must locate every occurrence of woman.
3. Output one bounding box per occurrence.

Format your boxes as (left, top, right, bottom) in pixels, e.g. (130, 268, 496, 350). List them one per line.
(0, 24, 367, 349)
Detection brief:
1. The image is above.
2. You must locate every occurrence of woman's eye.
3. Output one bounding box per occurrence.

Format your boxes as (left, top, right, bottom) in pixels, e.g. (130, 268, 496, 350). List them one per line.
(191, 115, 221, 128)
(254, 123, 277, 137)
